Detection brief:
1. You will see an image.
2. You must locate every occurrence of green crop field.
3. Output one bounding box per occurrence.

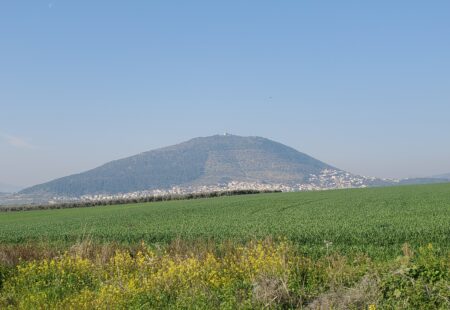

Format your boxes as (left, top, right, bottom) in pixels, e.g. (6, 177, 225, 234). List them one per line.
(1, 183, 450, 309)
(1, 183, 449, 257)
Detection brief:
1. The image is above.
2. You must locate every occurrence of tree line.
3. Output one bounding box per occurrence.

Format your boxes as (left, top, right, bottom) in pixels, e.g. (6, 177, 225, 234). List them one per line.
(0, 189, 281, 212)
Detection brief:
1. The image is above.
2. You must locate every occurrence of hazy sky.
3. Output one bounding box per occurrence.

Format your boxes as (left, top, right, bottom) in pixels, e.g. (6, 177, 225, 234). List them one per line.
(1, 1, 450, 187)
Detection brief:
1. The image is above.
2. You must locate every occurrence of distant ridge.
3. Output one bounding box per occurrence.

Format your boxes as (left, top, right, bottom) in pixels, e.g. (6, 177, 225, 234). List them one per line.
(21, 135, 335, 196)
(432, 173, 450, 180)
(398, 177, 450, 185)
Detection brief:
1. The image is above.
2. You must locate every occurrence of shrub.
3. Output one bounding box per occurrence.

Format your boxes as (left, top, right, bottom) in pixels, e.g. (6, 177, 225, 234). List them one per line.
(379, 244, 450, 309)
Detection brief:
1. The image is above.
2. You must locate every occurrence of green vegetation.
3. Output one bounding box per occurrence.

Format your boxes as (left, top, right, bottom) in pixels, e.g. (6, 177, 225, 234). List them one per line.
(1, 183, 449, 308)
(1, 184, 450, 256)
(0, 240, 449, 309)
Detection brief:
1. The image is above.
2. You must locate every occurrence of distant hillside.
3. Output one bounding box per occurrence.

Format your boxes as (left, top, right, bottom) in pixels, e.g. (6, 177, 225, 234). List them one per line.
(21, 135, 335, 196)
(432, 173, 450, 180)
(398, 178, 450, 185)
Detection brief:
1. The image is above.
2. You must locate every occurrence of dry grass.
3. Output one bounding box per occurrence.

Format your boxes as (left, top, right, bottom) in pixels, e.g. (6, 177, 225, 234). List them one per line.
(0, 237, 276, 267)
(253, 274, 292, 307)
(306, 274, 380, 310)
(1, 239, 122, 267)
(0, 244, 58, 267)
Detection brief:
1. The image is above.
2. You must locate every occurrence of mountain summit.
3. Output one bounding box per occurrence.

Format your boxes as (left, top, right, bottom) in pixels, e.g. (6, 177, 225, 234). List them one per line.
(21, 135, 335, 196)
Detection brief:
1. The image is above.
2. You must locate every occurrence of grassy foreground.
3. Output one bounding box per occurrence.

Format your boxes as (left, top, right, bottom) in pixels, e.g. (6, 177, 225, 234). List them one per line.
(0, 184, 449, 308)
(0, 239, 449, 309)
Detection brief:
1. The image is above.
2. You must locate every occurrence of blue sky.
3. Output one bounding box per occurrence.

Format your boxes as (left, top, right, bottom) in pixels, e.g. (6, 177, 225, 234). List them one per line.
(1, 1, 449, 187)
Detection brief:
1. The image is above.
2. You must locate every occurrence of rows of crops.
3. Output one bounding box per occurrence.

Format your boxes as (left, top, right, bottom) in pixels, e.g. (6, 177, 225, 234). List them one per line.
(1, 183, 449, 257)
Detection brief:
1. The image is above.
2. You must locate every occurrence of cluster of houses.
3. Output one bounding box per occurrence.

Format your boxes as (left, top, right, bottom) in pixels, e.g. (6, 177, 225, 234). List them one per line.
(45, 169, 391, 204)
